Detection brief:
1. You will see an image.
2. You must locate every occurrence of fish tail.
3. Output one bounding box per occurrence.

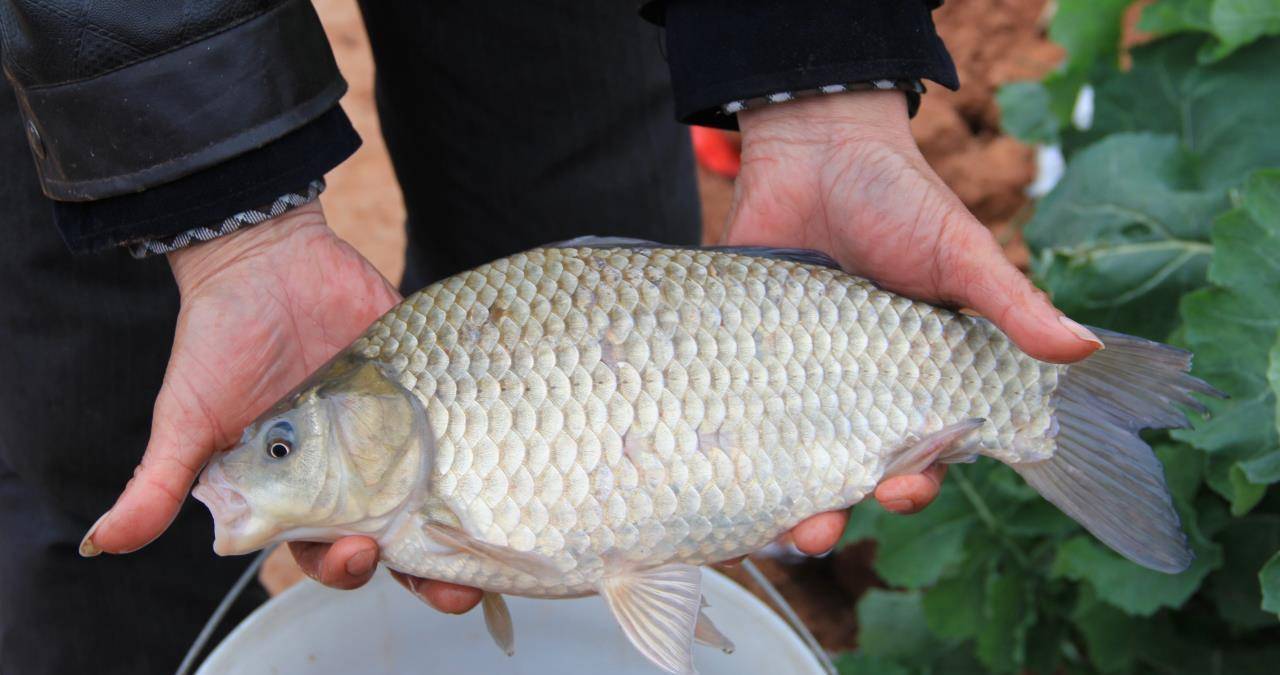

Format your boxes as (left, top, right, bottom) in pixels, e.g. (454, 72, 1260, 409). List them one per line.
(1009, 328, 1224, 574)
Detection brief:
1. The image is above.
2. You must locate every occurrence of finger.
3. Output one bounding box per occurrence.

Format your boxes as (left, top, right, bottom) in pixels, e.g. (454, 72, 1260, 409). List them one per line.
(80, 384, 216, 556)
(940, 223, 1101, 364)
(289, 537, 379, 590)
(875, 464, 948, 514)
(789, 510, 849, 556)
(389, 571, 484, 615)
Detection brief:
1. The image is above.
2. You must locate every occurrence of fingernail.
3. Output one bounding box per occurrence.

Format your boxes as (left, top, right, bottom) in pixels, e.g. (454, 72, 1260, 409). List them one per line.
(883, 499, 915, 513)
(1059, 316, 1104, 349)
(79, 511, 109, 558)
(345, 549, 376, 578)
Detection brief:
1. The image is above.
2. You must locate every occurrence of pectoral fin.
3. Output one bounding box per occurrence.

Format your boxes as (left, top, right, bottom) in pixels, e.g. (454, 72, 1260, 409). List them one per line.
(599, 564, 703, 674)
(482, 592, 515, 656)
(423, 522, 560, 578)
(883, 418, 986, 478)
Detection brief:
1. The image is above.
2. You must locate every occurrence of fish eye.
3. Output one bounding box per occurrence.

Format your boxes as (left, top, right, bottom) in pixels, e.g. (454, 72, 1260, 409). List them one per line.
(268, 440, 292, 459)
(265, 421, 295, 460)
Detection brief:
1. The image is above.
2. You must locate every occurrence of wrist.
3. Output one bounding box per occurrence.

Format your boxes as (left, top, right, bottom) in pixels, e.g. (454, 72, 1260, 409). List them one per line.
(167, 200, 330, 295)
(738, 90, 914, 147)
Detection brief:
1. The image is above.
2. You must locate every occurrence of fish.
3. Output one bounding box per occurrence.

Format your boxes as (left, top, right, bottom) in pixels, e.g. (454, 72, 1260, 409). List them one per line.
(193, 237, 1221, 674)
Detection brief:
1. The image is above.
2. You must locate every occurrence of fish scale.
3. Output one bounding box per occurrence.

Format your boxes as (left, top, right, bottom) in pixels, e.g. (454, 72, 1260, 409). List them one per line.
(351, 245, 1059, 596)
(198, 240, 1215, 673)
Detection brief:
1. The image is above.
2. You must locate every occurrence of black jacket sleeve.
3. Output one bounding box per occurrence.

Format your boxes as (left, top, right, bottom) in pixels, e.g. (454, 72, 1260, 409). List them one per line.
(640, 0, 958, 128)
(0, 0, 358, 252)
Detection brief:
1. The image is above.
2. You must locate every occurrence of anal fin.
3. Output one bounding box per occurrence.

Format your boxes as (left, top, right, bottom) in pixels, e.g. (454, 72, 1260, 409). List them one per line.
(599, 563, 703, 674)
(884, 418, 986, 478)
(482, 592, 515, 656)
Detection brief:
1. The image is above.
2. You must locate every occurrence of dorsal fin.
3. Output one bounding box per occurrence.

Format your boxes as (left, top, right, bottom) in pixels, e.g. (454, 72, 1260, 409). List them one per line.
(546, 236, 843, 271)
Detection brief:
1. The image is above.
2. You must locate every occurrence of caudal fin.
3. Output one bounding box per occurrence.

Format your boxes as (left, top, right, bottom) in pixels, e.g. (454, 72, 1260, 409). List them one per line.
(1012, 328, 1223, 573)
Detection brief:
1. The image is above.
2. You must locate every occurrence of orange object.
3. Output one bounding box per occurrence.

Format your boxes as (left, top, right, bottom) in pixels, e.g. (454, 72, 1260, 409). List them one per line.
(690, 126, 741, 178)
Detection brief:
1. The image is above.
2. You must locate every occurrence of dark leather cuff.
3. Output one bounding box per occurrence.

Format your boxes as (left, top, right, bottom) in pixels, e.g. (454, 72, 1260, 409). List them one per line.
(644, 0, 958, 129)
(8, 0, 346, 201)
(54, 106, 360, 254)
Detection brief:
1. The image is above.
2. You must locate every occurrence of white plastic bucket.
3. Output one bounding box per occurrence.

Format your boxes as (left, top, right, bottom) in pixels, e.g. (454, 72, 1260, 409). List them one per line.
(197, 567, 825, 674)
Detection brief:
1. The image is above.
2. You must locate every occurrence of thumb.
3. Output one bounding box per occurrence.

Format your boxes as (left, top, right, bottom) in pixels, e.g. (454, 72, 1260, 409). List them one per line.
(79, 381, 216, 556)
(940, 224, 1102, 364)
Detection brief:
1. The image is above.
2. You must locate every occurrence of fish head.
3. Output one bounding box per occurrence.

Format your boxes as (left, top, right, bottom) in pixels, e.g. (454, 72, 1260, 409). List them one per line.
(193, 355, 431, 556)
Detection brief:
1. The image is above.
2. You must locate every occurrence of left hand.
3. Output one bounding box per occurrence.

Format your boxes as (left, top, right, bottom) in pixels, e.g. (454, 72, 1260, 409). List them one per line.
(726, 90, 1104, 559)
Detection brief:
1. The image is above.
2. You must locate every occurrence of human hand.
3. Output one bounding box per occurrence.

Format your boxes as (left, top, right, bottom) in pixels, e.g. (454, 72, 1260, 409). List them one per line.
(74, 202, 478, 610)
(723, 90, 1103, 556)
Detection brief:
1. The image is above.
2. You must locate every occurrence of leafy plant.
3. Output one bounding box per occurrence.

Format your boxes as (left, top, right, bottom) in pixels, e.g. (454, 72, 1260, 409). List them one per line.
(836, 2, 1280, 672)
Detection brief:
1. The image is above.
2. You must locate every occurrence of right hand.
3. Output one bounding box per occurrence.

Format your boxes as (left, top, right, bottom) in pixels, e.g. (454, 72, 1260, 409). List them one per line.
(77, 201, 482, 613)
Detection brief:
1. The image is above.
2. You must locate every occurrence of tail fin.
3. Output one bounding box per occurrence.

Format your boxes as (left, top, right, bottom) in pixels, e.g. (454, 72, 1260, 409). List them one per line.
(1012, 328, 1224, 573)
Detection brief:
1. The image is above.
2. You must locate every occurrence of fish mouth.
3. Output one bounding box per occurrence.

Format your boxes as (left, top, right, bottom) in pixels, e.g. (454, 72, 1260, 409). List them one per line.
(192, 462, 271, 555)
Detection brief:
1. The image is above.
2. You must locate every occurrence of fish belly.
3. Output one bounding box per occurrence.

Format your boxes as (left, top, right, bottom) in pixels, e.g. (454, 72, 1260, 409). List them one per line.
(354, 246, 1060, 596)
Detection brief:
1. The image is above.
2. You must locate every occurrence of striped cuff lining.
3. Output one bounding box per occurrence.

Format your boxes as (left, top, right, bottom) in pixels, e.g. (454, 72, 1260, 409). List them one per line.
(127, 179, 325, 258)
(721, 78, 925, 115)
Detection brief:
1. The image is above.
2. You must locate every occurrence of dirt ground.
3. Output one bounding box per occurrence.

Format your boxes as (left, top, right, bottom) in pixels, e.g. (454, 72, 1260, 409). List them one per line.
(270, 0, 1063, 651)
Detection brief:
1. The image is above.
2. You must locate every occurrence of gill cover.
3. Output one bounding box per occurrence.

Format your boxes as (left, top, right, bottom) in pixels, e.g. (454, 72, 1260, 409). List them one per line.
(317, 356, 429, 519)
(195, 353, 431, 555)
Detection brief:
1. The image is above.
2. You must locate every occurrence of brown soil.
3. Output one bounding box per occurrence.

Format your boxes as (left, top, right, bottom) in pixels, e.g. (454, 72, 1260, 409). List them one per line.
(268, 0, 1062, 653)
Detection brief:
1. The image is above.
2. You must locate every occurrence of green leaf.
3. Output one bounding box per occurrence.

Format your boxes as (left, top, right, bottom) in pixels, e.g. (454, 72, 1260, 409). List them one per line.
(1157, 440, 1203, 504)
(832, 652, 914, 675)
(1037, 40, 1280, 335)
(928, 647, 991, 675)
(1072, 604, 1280, 675)
(1193, 490, 1234, 538)
(1271, 330, 1280, 441)
(841, 500, 886, 548)
(1071, 588, 1148, 673)
(1043, 0, 1132, 124)
(1002, 499, 1077, 539)
(1085, 36, 1280, 188)
(872, 489, 975, 589)
(1141, 636, 1280, 675)
(855, 590, 950, 666)
(1239, 440, 1280, 483)
(997, 81, 1060, 144)
(1051, 531, 1223, 616)
(1202, 452, 1267, 514)
(1140, 0, 1214, 35)
(1155, 443, 1205, 504)
(1027, 133, 1221, 337)
(1206, 515, 1280, 628)
(1228, 464, 1268, 515)
(1049, 0, 1132, 62)
(1262, 551, 1280, 617)
(1023, 611, 1072, 675)
(1201, 0, 1280, 61)
(1175, 170, 1280, 509)
(1141, 0, 1280, 61)
(975, 571, 1034, 673)
(922, 575, 983, 641)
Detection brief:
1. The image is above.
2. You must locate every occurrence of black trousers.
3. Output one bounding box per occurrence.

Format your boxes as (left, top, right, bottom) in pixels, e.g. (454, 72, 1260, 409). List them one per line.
(0, 2, 699, 672)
